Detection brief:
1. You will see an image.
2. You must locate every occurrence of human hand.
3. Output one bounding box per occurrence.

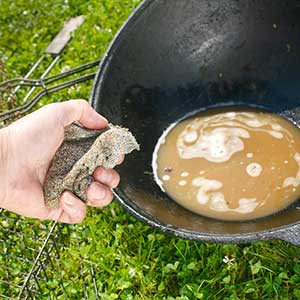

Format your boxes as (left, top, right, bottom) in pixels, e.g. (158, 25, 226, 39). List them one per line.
(0, 100, 122, 223)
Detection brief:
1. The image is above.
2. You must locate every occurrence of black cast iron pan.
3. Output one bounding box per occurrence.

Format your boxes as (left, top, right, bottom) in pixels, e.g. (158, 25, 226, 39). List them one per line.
(90, 0, 300, 244)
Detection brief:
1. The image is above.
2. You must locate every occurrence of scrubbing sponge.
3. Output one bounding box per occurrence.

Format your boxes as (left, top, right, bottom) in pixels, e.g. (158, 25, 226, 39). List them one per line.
(44, 123, 139, 208)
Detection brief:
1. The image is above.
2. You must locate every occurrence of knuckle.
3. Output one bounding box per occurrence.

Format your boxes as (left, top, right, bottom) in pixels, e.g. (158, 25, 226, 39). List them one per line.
(45, 102, 60, 114)
(73, 99, 89, 110)
(105, 189, 113, 202)
(40, 213, 49, 221)
(74, 207, 87, 223)
(111, 171, 120, 188)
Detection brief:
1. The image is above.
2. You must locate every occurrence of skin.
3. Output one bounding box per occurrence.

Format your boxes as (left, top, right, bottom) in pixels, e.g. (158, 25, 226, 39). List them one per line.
(0, 100, 123, 224)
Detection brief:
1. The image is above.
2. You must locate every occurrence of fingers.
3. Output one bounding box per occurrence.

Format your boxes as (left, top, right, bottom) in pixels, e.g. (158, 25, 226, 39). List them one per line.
(86, 182, 113, 207)
(47, 192, 87, 224)
(47, 181, 114, 223)
(86, 167, 120, 207)
(45, 166, 121, 223)
(55, 99, 108, 129)
(45, 165, 121, 223)
(45, 184, 113, 224)
(93, 167, 120, 188)
(68, 167, 120, 208)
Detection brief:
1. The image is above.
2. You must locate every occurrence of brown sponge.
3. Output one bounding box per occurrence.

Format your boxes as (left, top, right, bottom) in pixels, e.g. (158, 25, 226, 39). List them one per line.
(44, 123, 139, 208)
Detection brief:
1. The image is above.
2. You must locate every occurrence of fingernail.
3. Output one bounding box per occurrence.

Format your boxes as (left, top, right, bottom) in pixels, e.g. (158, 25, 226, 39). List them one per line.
(97, 167, 113, 184)
(91, 111, 108, 124)
(101, 115, 108, 123)
(104, 169, 113, 183)
(96, 114, 108, 123)
(93, 184, 106, 200)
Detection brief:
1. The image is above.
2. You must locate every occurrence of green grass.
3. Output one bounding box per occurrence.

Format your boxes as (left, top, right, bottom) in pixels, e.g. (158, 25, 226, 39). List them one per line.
(1, 0, 300, 299)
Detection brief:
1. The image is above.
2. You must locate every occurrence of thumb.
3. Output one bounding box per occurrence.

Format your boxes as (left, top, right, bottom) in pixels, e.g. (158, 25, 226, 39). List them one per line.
(56, 99, 108, 129)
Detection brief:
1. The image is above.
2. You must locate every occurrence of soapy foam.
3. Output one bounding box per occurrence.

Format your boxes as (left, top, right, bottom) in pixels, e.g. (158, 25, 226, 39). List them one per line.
(181, 172, 189, 177)
(283, 152, 300, 188)
(192, 176, 258, 214)
(177, 112, 286, 164)
(179, 180, 187, 186)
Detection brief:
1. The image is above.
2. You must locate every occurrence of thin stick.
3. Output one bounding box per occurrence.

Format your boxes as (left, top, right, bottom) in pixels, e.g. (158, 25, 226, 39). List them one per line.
(18, 210, 63, 299)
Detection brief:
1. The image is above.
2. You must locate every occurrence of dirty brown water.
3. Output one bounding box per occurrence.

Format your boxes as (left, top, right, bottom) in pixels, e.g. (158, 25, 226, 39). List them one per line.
(152, 108, 300, 221)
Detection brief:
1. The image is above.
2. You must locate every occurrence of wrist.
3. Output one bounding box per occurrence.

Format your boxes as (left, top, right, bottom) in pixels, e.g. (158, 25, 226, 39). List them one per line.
(0, 127, 9, 208)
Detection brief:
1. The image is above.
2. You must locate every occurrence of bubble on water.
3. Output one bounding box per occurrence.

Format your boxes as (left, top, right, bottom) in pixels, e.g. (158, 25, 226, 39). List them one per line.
(246, 153, 253, 158)
(184, 130, 198, 143)
(162, 175, 170, 181)
(179, 180, 187, 186)
(246, 163, 263, 177)
(181, 172, 189, 177)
